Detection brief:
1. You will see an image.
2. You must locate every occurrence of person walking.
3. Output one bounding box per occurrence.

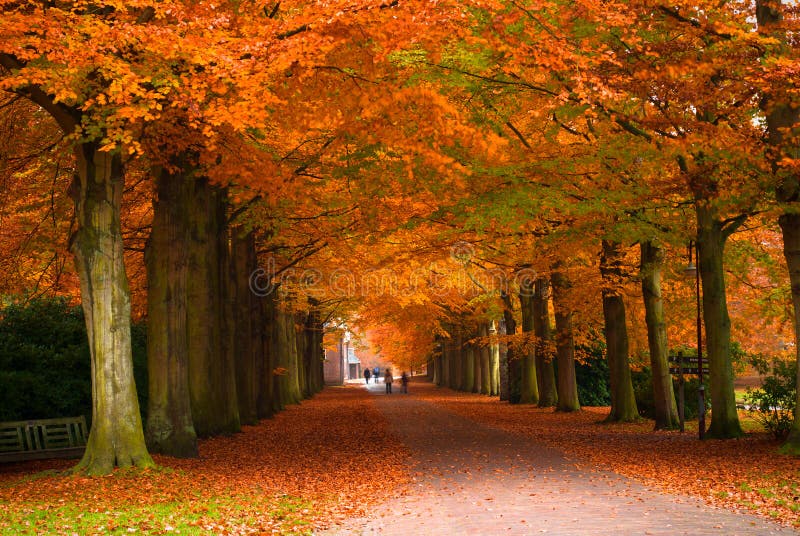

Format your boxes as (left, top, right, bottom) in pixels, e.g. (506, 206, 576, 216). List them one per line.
(400, 371, 409, 394)
(374, 366, 380, 383)
(384, 368, 393, 394)
(364, 367, 371, 384)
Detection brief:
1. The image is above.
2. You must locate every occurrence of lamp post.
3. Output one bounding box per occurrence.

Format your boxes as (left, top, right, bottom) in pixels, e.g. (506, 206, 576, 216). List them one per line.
(684, 240, 706, 439)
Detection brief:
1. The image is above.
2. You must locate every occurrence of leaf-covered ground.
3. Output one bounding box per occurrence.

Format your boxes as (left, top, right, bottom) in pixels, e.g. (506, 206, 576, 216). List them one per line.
(0, 386, 409, 535)
(412, 381, 800, 528)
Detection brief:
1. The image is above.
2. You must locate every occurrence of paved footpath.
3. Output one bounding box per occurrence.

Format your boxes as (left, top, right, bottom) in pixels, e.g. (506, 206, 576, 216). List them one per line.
(322, 381, 795, 536)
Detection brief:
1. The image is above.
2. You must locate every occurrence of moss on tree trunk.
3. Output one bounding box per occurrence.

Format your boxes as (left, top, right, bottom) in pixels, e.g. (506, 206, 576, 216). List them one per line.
(518, 284, 540, 405)
(756, 1, 800, 452)
(502, 292, 520, 403)
(601, 240, 639, 422)
(70, 146, 154, 475)
(533, 278, 557, 407)
(640, 241, 679, 430)
(551, 268, 580, 412)
(696, 204, 742, 439)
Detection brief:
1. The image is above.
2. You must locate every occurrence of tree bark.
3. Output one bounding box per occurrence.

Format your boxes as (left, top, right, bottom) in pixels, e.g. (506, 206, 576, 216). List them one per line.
(479, 323, 491, 395)
(640, 241, 679, 429)
(533, 278, 557, 407)
(779, 213, 800, 453)
(145, 166, 198, 458)
(490, 321, 500, 396)
(696, 203, 742, 438)
(233, 229, 260, 425)
(518, 283, 540, 404)
(454, 331, 464, 390)
(600, 240, 639, 422)
(756, 0, 800, 454)
(551, 268, 580, 412)
(501, 292, 520, 403)
(258, 294, 277, 418)
(70, 147, 154, 474)
(187, 179, 240, 437)
(463, 343, 475, 393)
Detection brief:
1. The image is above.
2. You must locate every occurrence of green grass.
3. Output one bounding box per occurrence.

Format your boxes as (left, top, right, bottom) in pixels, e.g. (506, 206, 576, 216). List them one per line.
(0, 492, 315, 535)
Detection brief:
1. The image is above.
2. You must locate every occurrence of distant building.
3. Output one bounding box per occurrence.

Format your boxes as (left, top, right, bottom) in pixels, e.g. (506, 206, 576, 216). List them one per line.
(323, 328, 362, 385)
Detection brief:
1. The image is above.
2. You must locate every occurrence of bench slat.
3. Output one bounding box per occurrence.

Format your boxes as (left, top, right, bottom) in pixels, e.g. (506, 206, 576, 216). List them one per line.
(0, 417, 88, 462)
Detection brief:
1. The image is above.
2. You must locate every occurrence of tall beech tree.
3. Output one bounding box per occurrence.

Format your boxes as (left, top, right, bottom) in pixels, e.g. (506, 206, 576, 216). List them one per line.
(0, 53, 154, 473)
(518, 281, 540, 405)
(640, 241, 679, 430)
(600, 240, 639, 422)
(551, 267, 580, 412)
(532, 277, 557, 407)
(756, 0, 800, 453)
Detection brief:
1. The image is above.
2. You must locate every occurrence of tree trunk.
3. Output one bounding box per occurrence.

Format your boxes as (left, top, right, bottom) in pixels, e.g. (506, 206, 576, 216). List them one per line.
(498, 318, 510, 401)
(600, 240, 639, 422)
(187, 179, 240, 437)
(779, 213, 800, 453)
(472, 331, 482, 393)
(145, 166, 197, 458)
(696, 204, 742, 438)
(70, 147, 154, 475)
(302, 306, 323, 397)
(533, 278, 557, 407)
(501, 292, 519, 403)
(640, 241, 679, 429)
(454, 332, 464, 391)
(441, 338, 450, 388)
(233, 230, 260, 425)
(551, 268, 580, 412)
(518, 283, 540, 404)
(490, 321, 500, 396)
(258, 294, 276, 418)
(479, 324, 491, 395)
(463, 343, 475, 393)
(756, 0, 800, 453)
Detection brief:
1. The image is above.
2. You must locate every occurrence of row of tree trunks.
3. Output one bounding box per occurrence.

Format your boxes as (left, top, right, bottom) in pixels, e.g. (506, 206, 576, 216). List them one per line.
(146, 171, 325, 461)
(433, 322, 500, 397)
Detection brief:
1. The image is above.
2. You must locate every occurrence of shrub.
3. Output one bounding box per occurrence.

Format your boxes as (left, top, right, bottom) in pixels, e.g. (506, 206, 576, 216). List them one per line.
(575, 348, 611, 406)
(0, 297, 147, 424)
(632, 365, 706, 420)
(744, 359, 796, 440)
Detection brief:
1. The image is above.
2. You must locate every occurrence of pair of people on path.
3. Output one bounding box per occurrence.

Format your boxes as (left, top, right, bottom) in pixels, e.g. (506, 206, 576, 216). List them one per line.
(385, 370, 410, 394)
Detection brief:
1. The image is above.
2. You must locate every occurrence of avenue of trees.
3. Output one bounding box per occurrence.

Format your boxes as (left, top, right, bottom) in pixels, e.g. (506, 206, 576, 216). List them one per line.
(1, 0, 800, 474)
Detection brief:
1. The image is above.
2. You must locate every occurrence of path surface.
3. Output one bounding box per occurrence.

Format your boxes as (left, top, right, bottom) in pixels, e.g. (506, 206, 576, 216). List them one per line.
(323, 380, 794, 536)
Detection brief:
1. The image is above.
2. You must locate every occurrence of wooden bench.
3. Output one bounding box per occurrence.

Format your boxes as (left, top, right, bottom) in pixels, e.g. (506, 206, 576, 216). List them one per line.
(0, 416, 88, 462)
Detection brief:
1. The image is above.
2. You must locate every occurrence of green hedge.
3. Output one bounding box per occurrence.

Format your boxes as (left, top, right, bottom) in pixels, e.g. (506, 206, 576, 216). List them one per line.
(0, 297, 147, 425)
